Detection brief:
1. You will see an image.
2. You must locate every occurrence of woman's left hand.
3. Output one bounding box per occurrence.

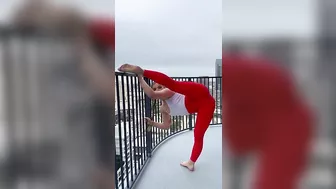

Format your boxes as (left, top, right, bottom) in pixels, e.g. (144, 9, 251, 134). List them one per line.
(144, 117, 154, 126)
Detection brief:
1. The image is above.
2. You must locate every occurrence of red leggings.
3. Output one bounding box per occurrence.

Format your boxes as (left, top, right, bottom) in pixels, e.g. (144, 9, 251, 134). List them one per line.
(144, 70, 215, 162)
(254, 110, 313, 189)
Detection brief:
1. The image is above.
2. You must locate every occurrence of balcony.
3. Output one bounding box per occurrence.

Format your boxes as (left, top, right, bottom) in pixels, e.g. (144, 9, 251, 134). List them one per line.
(115, 72, 222, 189)
(133, 125, 222, 189)
(1, 28, 334, 189)
(0, 28, 223, 189)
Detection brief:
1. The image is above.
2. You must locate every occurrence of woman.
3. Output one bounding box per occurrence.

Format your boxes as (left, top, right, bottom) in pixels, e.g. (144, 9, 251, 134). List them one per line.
(222, 51, 315, 189)
(144, 82, 172, 131)
(12, 1, 115, 189)
(118, 64, 216, 171)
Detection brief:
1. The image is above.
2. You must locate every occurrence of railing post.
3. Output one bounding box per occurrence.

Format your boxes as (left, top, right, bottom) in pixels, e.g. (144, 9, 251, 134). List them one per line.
(144, 77, 152, 157)
(188, 78, 193, 130)
(188, 115, 193, 131)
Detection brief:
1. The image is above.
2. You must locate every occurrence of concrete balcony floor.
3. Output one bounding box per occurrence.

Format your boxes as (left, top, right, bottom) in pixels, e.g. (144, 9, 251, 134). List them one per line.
(133, 124, 336, 189)
(133, 125, 222, 189)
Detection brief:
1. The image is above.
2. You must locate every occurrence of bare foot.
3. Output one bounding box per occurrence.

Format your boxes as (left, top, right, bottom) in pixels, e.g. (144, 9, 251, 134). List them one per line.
(180, 160, 195, 171)
(118, 64, 144, 75)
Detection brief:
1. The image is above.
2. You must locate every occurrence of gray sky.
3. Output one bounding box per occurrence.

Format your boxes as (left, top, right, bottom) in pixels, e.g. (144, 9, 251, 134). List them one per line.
(115, 0, 222, 77)
(117, 0, 316, 76)
(0, 0, 316, 77)
(0, 0, 221, 77)
(222, 0, 317, 40)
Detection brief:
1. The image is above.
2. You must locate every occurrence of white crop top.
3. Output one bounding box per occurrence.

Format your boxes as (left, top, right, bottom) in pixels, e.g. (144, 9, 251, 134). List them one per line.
(165, 93, 189, 116)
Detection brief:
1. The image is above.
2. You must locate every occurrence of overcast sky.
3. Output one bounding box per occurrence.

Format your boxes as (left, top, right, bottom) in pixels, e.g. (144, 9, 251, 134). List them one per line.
(222, 0, 317, 40)
(116, 0, 316, 76)
(0, 0, 317, 76)
(115, 0, 222, 77)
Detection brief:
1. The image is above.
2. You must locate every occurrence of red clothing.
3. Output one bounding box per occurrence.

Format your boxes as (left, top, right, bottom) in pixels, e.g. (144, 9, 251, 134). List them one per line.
(222, 54, 313, 154)
(222, 54, 314, 189)
(143, 70, 215, 162)
(88, 18, 115, 50)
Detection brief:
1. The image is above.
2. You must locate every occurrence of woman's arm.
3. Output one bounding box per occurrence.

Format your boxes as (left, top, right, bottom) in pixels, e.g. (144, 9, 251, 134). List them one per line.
(138, 76, 155, 97)
(145, 112, 171, 130)
(138, 76, 174, 99)
(77, 38, 115, 105)
(160, 111, 172, 128)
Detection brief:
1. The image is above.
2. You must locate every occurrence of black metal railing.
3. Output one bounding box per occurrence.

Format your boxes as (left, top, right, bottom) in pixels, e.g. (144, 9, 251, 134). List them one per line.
(0, 28, 116, 189)
(115, 72, 222, 189)
(0, 27, 223, 189)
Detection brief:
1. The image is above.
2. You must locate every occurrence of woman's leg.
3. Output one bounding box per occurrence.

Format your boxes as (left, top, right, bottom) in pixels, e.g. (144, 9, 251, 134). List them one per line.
(181, 98, 216, 171)
(254, 121, 312, 189)
(143, 69, 209, 99)
(254, 141, 309, 189)
(118, 64, 210, 99)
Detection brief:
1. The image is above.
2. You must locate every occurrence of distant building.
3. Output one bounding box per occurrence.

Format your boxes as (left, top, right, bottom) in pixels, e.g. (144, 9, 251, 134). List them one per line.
(318, 0, 336, 138)
(215, 59, 222, 76)
(215, 59, 222, 89)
